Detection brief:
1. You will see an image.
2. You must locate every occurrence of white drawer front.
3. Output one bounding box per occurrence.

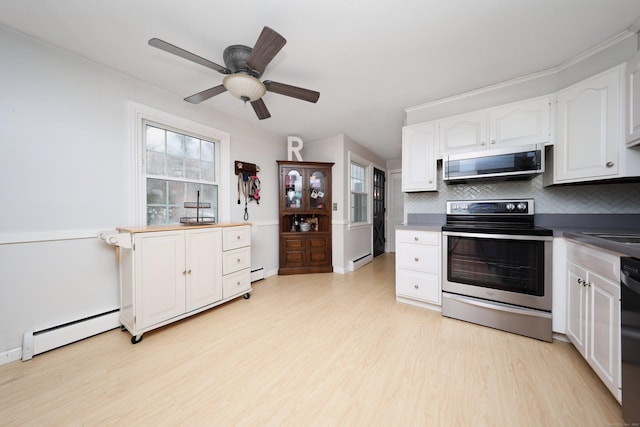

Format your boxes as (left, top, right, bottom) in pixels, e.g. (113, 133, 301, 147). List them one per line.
(396, 242, 440, 273)
(223, 226, 251, 251)
(396, 269, 441, 305)
(222, 269, 251, 299)
(396, 230, 440, 245)
(223, 246, 251, 275)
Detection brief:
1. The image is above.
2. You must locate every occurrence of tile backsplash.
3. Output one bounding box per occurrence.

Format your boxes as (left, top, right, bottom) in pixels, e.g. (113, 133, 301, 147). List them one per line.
(406, 164, 640, 214)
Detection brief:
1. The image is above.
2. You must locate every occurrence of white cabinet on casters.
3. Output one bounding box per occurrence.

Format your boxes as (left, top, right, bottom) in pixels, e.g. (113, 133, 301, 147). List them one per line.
(116, 224, 251, 344)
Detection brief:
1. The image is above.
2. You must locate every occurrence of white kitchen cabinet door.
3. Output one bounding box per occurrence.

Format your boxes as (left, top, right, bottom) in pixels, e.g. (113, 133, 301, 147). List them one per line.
(401, 122, 437, 192)
(135, 230, 186, 330)
(587, 271, 620, 397)
(626, 49, 640, 146)
(554, 66, 622, 183)
(185, 228, 222, 312)
(566, 261, 588, 355)
(489, 96, 550, 147)
(439, 110, 487, 154)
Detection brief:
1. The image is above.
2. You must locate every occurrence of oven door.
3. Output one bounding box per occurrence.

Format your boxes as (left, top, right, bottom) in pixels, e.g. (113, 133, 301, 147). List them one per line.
(442, 231, 552, 311)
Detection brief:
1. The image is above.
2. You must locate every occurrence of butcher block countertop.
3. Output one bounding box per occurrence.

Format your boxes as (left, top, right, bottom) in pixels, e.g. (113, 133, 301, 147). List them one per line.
(116, 222, 251, 234)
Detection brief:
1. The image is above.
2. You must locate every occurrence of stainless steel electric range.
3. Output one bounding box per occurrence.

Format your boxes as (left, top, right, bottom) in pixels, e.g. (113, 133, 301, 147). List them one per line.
(441, 199, 553, 342)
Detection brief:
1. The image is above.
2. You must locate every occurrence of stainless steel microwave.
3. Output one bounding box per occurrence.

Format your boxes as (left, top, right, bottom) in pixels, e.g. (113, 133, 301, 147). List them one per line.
(443, 144, 544, 183)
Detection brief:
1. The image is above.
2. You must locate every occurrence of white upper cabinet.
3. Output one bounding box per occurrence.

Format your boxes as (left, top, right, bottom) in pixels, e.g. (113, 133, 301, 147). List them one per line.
(553, 65, 626, 183)
(489, 96, 550, 146)
(439, 110, 487, 154)
(401, 122, 437, 192)
(439, 96, 550, 155)
(626, 49, 640, 146)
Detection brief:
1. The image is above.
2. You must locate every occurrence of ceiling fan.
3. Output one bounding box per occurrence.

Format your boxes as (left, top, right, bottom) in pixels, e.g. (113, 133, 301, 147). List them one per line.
(148, 27, 320, 120)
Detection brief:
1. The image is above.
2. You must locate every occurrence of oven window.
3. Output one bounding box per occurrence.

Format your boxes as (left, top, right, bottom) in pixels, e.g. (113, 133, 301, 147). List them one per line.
(447, 236, 545, 296)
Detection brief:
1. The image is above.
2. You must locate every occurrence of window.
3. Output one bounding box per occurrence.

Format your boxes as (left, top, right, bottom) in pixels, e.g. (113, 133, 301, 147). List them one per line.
(350, 161, 368, 223)
(127, 101, 231, 227)
(144, 123, 219, 225)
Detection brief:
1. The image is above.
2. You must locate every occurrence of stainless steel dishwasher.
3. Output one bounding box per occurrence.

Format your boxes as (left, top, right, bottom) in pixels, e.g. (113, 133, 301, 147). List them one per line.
(622, 256, 640, 424)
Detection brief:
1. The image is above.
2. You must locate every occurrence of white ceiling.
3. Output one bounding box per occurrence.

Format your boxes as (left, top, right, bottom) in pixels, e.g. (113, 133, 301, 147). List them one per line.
(3, 0, 640, 160)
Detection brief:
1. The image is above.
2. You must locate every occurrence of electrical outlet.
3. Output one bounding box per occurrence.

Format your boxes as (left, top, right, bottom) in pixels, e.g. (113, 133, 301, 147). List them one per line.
(333, 202, 338, 211)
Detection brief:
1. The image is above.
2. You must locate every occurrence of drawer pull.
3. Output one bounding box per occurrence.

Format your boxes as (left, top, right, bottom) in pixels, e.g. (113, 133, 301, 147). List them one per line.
(414, 284, 419, 289)
(414, 257, 419, 262)
(237, 258, 241, 263)
(236, 281, 241, 285)
(414, 237, 419, 241)
(237, 235, 241, 240)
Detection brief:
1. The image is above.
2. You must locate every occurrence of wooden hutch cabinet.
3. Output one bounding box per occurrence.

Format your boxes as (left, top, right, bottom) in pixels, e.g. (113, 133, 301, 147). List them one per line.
(277, 160, 334, 275)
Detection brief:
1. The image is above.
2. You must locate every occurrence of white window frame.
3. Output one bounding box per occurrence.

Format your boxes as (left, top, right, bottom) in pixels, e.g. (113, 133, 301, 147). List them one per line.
(348, 151, 372, 228)
(127, 101, 230, 226)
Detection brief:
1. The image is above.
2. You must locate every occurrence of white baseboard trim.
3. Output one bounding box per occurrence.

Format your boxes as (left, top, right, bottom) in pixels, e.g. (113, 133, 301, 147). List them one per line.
(0, 347, 22, 365)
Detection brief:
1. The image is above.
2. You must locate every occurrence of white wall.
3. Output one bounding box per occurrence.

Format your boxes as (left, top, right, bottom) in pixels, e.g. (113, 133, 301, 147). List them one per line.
(0, 25, 284, 356)
(304, 134, 386, 273)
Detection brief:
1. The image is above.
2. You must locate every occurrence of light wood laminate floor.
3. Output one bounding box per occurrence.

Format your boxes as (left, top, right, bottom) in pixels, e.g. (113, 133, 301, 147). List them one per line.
(0, 253, 623, 426)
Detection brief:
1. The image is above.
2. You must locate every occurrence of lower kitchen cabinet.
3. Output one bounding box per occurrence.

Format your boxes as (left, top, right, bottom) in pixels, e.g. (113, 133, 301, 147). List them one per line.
(395, 229, 441, 310)
(565, 240, 622, 402)
(117, 224, 251, 343)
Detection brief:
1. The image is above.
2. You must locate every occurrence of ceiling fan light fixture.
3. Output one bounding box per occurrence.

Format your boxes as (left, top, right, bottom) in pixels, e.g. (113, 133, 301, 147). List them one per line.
(223, 74, 266, 102)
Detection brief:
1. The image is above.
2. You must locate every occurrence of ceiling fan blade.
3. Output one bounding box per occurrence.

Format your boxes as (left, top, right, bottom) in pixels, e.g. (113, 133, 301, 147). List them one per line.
(149, 38, 230, 74)
(251, 98, 271, 120)
(246, 27, 287, 75)
(264, 80, 320, 103)
(184, 84, 227, 104)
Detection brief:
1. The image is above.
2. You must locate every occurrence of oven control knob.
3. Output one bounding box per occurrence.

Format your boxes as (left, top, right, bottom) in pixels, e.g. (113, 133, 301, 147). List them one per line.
(506, 203, 515, 211)
(517, 202, 527, 211)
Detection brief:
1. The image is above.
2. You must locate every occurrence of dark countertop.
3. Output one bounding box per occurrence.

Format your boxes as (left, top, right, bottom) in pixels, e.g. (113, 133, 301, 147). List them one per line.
(404, 212, 640, 258)
(556, 229, 640, 259)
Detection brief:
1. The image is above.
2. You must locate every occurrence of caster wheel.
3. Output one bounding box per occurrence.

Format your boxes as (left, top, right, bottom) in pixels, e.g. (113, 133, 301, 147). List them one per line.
(243, 293, 251, 299)
(120, 324, 127, 331)
(131, 335, 143, 344)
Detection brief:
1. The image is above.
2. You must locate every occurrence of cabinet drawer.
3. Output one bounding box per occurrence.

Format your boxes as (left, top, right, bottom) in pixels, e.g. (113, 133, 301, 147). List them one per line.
(396, 269, 441, 305)
(223, 226, 251, 250)
(223, 247, 251, 275)
(222, 269, 251, 299)
(396, 242, 440, 273)
(396, 230, 440, 245)
(567, 241, 621, 283)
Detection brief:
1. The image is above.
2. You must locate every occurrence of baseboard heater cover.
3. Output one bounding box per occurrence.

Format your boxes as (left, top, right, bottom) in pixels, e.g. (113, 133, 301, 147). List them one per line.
(251, 267, 265, 282)
(349, 253, 373, 271)
(22, 309, 120, 361)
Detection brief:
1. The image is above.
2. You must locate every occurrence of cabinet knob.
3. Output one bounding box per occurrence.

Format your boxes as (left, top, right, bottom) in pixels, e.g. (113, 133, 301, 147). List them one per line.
(237, 235, 241, 240)
(481, 141, 486, 146)
(414, 257, 419, 262)
(414, 236, 419, 241)
(188, 269, 192, 274)
(606, 161, 614, 168)
(490, 140, 496, 144)
(414, 284, 419, 289)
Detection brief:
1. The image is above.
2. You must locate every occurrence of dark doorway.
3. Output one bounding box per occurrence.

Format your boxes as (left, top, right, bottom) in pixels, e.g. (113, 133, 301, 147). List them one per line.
(373, 168, 385, 257)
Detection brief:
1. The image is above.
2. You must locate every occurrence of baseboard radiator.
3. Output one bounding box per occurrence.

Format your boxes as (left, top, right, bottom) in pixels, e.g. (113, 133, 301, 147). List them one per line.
(22, 309, 120, 361)
(251, 267, 265, 282)
(349, 253, 373, 271)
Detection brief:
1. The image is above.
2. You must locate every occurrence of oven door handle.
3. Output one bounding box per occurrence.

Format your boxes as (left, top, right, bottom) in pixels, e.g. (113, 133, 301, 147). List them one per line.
(442, 231, 553, 241)
(444, 293, 552, 318)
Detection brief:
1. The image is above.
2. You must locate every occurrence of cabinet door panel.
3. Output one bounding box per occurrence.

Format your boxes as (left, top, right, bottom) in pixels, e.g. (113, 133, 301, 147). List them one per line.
(135, 231, 186, 329)
(587, 272, 620, 393)
(402, 122, 436, 192)
(439, 111, 486, 154)
(566, 262, 587, 355)
(186, 229, 222, 311)
(307, 236, 330, 266)
(489, 96, 550, 146)
(555, 67, 621, 182)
